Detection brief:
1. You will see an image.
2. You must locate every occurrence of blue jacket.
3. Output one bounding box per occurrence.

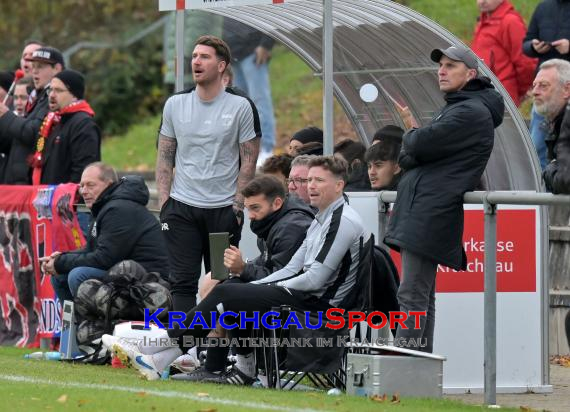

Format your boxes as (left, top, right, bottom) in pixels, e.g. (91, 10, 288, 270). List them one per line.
(523, 0, 570, 66)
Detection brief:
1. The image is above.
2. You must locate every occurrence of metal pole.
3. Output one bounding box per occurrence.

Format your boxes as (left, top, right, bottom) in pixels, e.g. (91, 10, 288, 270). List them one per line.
(377, 193, 390, 252)
(175, 10, 185, 93)
(322, 0, 334, 155)
(483, 197, 497, 405)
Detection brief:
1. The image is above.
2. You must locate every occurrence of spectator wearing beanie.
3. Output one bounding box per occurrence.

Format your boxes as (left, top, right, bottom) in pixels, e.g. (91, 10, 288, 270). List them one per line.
(30, 69, 101, 185)
(288, 126, 323, 156)
(0, 46, 64, 184)
(371, 125, 404, 145)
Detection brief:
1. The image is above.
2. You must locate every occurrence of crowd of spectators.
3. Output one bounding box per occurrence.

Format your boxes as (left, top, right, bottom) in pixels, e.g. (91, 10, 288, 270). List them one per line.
(3, 0, 568, 388)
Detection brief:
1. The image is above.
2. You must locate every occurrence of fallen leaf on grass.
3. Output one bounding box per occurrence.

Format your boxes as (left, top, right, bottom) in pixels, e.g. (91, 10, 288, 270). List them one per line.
(196, 392, 209, 398)
(56, 395, 68, 403)
(136, 391, 147, 397)
(391, 393, 400, 404)
(370, 394, 388, 402)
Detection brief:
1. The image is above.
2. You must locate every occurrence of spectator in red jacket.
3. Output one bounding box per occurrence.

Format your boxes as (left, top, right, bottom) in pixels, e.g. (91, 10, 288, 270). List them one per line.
(471, 0, 537, 106)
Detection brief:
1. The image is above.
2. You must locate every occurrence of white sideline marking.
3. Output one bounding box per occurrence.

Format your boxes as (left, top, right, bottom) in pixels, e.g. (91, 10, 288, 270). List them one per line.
(0, 374, 328, 412)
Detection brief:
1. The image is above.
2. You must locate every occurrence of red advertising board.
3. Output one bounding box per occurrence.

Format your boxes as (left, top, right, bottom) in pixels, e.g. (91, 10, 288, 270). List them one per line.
(390, 209, 536, 293)
(0, 184, 85, 347)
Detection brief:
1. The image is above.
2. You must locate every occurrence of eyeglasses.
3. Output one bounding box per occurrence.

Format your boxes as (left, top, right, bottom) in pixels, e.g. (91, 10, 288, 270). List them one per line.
(286, 178, 308, 188)
(49, 87, 70, 95)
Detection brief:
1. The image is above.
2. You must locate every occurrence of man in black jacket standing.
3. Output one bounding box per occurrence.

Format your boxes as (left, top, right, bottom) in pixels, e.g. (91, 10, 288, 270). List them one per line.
(42, 162, 170, 302)
(385, 46, 504, 352)
(31, 69, 101, 185)
(0, 46, 64, 184)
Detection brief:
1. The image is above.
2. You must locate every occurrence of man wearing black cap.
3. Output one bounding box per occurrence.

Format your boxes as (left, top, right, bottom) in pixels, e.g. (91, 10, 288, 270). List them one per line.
(0, 46, 64, 184)
(384, 45, 505, 352)
(30, 69, 100, 185)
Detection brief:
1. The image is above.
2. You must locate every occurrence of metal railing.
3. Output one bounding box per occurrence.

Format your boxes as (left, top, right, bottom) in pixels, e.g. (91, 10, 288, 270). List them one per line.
(377, 190, 570, 405)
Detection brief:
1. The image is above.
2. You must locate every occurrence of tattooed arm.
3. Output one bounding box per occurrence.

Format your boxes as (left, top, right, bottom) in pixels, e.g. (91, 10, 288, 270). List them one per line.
(156, 133, 177, 209)
(234, 137, 260, 212)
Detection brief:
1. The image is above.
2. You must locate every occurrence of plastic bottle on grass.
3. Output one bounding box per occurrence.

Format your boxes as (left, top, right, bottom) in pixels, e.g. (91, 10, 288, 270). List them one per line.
(24, 351, 61, 361)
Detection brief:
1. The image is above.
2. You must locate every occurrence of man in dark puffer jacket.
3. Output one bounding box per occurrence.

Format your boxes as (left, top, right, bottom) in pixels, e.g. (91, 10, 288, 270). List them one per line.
(200, 174, 314, 295)
(42, 162, 170, 302)
(385, 46, 504, 353)
(185, 174, 314, 380)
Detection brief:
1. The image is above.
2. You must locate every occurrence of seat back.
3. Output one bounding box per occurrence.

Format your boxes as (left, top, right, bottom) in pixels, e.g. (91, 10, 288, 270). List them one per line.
(284, 235, 375, 374)
(337, 234, 375, 312)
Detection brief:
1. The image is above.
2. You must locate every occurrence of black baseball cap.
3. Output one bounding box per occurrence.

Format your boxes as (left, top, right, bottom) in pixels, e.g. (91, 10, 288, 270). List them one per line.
(430, 46, 478, 70)
(27, 46, 65, 68)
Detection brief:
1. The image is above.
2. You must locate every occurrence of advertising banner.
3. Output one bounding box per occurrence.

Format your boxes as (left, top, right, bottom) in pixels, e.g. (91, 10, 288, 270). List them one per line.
(0, 184, 85, 347)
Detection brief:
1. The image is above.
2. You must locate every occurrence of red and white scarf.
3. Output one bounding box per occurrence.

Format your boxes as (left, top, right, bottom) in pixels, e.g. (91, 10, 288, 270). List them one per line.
(30, 100, 95, 185)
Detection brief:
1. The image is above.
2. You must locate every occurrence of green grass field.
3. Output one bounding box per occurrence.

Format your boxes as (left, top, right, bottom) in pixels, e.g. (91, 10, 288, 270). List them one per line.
(0, 347, 517, 411)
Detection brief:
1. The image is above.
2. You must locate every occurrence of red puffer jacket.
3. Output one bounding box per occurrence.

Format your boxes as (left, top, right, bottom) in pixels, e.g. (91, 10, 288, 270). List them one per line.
(471, 0, 537, 106)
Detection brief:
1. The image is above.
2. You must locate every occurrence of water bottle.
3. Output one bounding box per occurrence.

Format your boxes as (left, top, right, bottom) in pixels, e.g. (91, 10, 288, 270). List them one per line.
(44, 351, 61, 361)
(24, 351, 61, 361)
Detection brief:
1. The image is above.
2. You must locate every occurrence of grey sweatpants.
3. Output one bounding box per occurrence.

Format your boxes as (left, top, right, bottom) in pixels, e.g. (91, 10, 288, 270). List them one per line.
(395, 249, 438, 353)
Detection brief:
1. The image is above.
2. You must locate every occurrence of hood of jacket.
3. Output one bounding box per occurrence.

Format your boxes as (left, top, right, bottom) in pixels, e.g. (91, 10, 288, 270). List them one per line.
(345, 162, 372, 191)
(480, 0, 514, 21)
(90, 175, 150, 216)
(250, 194, 315, 240)
(445, 77, 505, 128)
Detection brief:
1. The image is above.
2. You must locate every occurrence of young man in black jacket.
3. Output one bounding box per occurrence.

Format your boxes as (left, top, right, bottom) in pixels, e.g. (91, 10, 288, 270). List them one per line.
(42, 162, 170, 302)
(0, 46, 64, 184)
(385, 46, 505, 353)
(31, 69, 101, 185)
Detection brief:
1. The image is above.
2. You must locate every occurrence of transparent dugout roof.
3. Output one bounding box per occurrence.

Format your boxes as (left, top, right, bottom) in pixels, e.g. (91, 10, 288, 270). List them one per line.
(204, 0, 540, 191)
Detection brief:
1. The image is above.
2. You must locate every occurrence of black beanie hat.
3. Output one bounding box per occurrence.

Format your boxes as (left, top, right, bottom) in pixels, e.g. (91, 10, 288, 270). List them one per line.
(290, 126, 324, 145)
(0, 71, 15, 93)
(54, 69, 85, 99)
(372, 125, 404, 143)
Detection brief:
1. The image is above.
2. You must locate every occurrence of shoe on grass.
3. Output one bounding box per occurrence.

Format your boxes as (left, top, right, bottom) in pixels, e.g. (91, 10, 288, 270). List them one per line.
(171, 366, 223, 381)
(110, 337, 161, 381)
(203, 366, 256, 386)
(171, 348, 200, 373)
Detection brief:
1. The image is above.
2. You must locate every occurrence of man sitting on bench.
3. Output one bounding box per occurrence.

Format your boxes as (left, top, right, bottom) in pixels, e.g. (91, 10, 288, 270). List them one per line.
(103, 155, 368, 383)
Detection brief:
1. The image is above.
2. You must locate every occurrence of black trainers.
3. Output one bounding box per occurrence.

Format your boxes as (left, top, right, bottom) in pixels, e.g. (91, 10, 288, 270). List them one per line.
(203, 366, 256, 386)
(170, 366, 222, 382)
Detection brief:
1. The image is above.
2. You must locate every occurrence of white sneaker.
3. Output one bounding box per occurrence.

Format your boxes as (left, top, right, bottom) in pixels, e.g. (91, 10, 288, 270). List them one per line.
(171, 347, 200, 373)
(110, 337, 161, 381)
(101, 334, 120, 350)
